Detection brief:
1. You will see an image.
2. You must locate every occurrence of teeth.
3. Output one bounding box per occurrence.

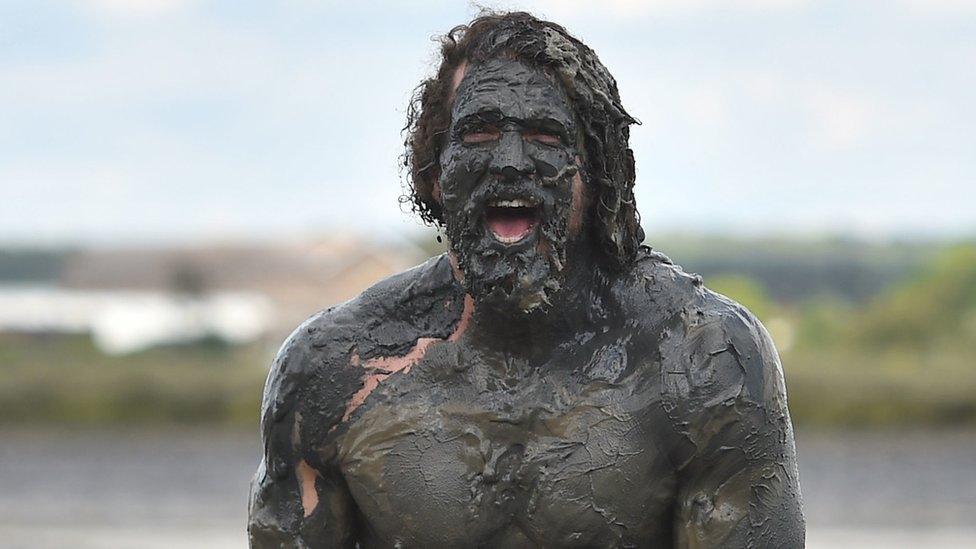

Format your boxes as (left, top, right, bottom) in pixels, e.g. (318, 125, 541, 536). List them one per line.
(489, 198, 536, 208)
(495, 234, 525, 244)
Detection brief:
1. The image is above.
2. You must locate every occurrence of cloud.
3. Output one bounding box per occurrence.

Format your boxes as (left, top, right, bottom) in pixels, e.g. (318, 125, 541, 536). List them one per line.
(617, 63, 887, 153)
(805, 86, 880, 151)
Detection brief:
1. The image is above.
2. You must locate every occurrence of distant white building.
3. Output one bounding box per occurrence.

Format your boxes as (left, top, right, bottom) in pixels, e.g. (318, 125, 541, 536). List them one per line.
(0, 234, 430, 355)
(0, 287, 273, 355)
(57, 235, 428, 339)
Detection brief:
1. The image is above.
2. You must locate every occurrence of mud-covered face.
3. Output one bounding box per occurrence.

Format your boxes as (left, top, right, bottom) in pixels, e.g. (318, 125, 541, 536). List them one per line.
(439, 58, 584, 313)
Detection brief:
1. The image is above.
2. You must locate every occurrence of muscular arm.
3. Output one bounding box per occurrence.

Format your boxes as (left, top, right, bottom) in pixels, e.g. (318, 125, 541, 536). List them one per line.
(664, 296, 805, 548)
(247, 312, 362, 548)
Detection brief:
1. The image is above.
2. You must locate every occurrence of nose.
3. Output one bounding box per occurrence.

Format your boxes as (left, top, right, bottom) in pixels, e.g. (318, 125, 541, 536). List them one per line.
(489, 131, 535, 180)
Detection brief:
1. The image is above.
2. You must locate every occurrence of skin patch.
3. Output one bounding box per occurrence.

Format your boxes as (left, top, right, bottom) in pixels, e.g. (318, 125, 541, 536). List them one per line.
(341, 338, 437, 422)
(296, 459, 320, 518)
(449, 294, 475, 341)
(568, 162, 586, 235)
(341, 294, 474, 421)
(446, 60, 469, 106)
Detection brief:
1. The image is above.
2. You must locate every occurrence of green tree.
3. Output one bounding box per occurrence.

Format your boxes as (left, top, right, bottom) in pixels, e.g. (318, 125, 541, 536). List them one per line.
(857, 244, 976, 350)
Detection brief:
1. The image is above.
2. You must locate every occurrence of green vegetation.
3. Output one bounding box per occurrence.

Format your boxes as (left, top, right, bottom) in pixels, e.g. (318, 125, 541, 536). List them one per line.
(721, 243, 976, 428)
(654, 234, 940, 303)
(786, 347, 976, 427)
(0, 334, 269, 426)
(705, 274, 774, 321)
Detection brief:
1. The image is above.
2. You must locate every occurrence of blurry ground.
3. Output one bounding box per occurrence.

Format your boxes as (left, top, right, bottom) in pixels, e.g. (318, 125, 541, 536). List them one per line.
(1, 428, 974, 548)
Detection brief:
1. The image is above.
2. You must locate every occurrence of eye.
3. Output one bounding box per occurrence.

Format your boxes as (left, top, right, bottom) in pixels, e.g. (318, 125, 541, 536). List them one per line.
(523, 131, 562, 146)
(461, 125, 501, 144)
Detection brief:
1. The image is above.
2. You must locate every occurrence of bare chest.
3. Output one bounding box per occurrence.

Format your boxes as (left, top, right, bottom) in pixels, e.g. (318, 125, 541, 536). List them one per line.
(334, 339, 678, 548)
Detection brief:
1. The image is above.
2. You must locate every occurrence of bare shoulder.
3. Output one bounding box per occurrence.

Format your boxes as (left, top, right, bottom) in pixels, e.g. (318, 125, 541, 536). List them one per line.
(258, 253, 466, 472)
(616, 247, 788, 414)
(664, 283, 787, 415)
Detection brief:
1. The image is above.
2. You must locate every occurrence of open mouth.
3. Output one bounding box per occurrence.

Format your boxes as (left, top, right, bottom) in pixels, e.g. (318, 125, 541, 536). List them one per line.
(484, 198, 541, 244)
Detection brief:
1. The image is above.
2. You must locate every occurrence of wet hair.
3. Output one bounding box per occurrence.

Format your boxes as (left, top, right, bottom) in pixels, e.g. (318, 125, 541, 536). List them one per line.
(402, 11, 644, 269)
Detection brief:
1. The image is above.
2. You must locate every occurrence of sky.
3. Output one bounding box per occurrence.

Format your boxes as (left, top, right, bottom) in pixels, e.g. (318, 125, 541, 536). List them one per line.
(1, 0, 974, 246)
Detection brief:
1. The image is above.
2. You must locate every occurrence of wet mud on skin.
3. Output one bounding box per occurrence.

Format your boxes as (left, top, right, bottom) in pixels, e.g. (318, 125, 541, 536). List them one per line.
(439, 57, 583, 314)
(248, 252, 805, 548)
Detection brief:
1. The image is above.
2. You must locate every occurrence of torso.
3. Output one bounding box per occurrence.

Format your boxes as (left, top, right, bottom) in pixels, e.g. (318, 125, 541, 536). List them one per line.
(299, 252, 701, 548)
(256, 251, 804, 549)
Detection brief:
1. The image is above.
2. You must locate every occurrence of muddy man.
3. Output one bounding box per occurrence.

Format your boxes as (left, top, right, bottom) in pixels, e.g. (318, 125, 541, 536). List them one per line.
(248, 11, 804, 548)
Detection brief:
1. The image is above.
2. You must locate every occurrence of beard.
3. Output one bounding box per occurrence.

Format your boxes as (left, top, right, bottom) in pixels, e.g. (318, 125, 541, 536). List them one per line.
(443, 178, 574, 315)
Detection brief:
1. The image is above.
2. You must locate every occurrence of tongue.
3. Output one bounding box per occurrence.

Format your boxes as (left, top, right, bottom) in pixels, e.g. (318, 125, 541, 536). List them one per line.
(487, 210, 535, 240)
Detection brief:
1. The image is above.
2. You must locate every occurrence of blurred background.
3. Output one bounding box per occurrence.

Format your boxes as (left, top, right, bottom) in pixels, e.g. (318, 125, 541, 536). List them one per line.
(1, 1, 974, 547)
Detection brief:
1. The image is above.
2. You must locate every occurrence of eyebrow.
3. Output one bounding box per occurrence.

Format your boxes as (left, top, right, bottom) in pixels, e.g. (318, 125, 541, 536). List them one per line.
(455, 111, 569, 136)
(455, 110, 503, 127)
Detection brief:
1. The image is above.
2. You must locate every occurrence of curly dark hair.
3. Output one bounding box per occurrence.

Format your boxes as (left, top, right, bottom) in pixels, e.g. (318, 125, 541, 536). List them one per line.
(402, 11, 644, 269)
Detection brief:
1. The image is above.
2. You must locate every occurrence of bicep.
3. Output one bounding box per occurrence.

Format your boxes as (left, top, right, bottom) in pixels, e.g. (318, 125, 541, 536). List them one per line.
(667, 304, 804, 547)
(672, 399, 804, 548)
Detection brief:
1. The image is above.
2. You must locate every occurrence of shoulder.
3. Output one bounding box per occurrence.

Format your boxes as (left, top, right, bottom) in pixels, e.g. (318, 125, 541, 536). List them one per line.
(663, 287, 787, 412)
(614, 247, 703, 320)
(615, 247, 787, 412)
(259, 254, 464, 471)
(260, 253, 459, 422)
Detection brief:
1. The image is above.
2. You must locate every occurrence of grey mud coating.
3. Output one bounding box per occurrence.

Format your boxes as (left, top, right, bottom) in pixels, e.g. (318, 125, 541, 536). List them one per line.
(248, 14, 804, 549)
(247, 253, 804, 547)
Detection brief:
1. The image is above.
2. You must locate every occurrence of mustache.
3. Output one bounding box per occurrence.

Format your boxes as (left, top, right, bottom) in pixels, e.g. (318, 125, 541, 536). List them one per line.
(466, 179, 547, 210)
